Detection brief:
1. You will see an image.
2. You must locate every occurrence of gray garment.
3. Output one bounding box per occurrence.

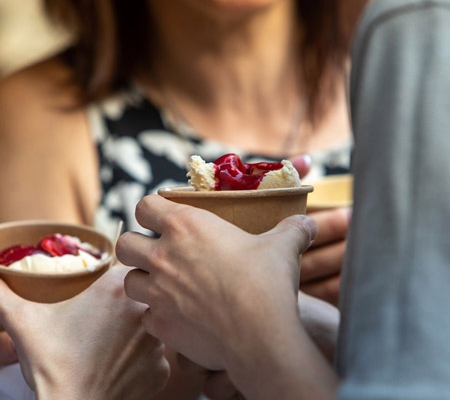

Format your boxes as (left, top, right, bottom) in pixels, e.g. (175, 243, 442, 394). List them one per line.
(337, 0, 450, 398)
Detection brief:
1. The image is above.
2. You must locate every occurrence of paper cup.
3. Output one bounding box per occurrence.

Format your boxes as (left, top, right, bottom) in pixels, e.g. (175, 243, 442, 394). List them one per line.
(305, 174, 353, 213)
(157, 186, 313, 234)
(0, 221, 114, 303)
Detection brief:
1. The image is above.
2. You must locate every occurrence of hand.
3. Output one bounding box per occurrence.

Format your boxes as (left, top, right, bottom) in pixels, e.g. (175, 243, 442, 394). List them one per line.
(289, 154, 312, 179)
(0, 331, 17, 365)
(117, 194, 317, 371)
(300, 207, 350, 306)
(191, 293, 339, 400)
(0, 265, 170, 400)
(174, 354, 244, 400)
(174, 291, 339, 400)
(297, 291, 340, 363)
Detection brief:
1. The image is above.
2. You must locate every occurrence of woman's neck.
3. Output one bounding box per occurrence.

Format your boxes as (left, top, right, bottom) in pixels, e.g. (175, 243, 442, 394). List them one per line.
(147, 0, 298, 101)
(141, 0, 350, 157)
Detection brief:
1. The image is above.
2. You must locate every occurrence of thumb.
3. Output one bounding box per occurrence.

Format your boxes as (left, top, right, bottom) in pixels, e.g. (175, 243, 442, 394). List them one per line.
(0, 279, 26, 332)
(264, 214, 318, 255)
(0, 280, 24, 365)
(0, 331, 17, 365)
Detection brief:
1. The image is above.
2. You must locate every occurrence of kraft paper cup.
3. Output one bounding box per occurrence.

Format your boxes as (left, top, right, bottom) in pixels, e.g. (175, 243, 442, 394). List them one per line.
(157, 186, 314, 234)
(305, 174, 353, 213)
(0, 220, 114, 303)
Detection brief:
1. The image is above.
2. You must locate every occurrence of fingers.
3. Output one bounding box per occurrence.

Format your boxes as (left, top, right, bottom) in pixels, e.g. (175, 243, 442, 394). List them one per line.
(289, 154, 312, 179)
(300, 274, 341, 307)
(176, 353, 208, 374)
(0, 279, 26, 331)
(203, 370, 243, 400)
(307, 207, 350, 248)
(300, 240, 346, 282)
(176, 355, 241, 400)
(0, 280, 26, 365)
(297, 291, 340, 361)
(265, 214, 318, 255)
(0, 331, 17, 365)
(123, 268, 152, 305)
(116, 231, 157, 272)
(135, 194, 195, 234)
(298, 207, 349, 305)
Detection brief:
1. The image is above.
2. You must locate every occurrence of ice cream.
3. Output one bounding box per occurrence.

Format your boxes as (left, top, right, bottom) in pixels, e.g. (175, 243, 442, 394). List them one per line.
(187, 153, 301, 191)
(0, 233, 106, 273)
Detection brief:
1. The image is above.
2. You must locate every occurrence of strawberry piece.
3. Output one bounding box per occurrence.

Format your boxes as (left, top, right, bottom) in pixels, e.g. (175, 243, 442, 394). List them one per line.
(39, 234, 80, 257)
(0, 245, 47, 266)
(39, 234, 101, 259)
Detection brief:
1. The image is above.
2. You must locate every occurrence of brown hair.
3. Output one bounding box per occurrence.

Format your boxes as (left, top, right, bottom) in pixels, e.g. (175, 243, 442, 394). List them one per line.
(44, 0, 366, 119)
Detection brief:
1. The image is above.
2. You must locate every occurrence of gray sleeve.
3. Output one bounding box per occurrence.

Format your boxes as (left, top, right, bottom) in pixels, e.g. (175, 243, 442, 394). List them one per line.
(337, 1, 450, 399)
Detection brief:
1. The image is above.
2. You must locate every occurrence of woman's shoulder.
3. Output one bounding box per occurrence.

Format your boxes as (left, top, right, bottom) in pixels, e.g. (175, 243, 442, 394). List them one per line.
(0, 56, 87, 142)
(0, 56, 99, 224)
(0, 55, 81, 112)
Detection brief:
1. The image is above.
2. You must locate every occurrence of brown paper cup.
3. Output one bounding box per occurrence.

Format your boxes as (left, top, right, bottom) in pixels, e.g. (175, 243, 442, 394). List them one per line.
(0, 221, 113, 303)
(158, 186, 313, 234)
(305, 174, 353, 213)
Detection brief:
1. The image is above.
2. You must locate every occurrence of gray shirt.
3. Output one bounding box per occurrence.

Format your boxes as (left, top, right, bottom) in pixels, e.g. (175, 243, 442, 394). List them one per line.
(338, 0, 450, 398)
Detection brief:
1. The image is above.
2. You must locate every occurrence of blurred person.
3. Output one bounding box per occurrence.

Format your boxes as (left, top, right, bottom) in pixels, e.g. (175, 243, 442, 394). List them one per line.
(0, 0, 364, 305)
(0, 0, 364, 398)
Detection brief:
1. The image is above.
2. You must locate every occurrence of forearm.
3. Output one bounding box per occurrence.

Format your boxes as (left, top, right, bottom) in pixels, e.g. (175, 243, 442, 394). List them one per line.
(34, 379, 95, 400)
(225, 308, 339, 400)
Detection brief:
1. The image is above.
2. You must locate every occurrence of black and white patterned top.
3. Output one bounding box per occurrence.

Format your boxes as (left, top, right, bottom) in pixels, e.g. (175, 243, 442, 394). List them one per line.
(88, 89, 352, 237)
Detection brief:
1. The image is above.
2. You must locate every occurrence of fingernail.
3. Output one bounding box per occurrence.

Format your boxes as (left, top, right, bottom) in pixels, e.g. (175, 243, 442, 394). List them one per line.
(344, 207, 352, 221)
(301, 154, 312, 169)
(300, 215, 318, 242)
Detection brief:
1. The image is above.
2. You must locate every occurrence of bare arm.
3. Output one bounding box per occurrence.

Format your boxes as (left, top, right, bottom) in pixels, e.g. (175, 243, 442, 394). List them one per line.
(0, 58, 99, 225)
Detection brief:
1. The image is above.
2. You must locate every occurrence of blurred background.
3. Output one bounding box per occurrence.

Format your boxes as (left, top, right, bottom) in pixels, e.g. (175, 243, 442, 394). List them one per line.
(0, 0, 71, 77)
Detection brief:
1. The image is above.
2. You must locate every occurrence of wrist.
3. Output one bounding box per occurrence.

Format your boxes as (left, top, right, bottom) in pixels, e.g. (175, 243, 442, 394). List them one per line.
(34, 376, 97, 400)
(224, 305, 338, 400)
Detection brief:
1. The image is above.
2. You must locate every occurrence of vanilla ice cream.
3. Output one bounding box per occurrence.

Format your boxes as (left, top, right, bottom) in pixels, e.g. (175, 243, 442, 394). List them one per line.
(256, 160, 302, 189)
(7, 251, 102, 273)
(187, 154, 301, 191)
(187, 155, 217, 191)
(0, 233, 106, 274)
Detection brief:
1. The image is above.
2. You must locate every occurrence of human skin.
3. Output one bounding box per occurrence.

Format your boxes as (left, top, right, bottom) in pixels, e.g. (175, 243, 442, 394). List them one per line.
(0, 60, 346, 400)
(0, 0, 349, 394)
(0, 0, 348, 307)
(196, 291, 340, 400)
(300, 207, 350, 306)
(0, 331, 16, 365)
(117, 195, 339, 400)
(0, 266, 170, 400)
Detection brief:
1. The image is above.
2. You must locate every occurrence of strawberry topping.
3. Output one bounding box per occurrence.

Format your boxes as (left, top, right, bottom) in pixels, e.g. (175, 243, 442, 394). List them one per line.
(39, 234, 80, 257)
(0, 233, 102, 267)
(0, 245, 47, 266)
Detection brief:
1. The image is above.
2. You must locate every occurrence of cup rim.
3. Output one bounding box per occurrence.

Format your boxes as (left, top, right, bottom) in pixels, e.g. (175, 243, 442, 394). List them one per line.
(158, 185, 314, 198)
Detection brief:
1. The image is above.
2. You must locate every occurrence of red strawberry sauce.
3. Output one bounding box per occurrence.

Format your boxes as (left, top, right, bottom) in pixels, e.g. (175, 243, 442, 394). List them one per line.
(0, 234, 101, 266)
(213, 153, 283, 191)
